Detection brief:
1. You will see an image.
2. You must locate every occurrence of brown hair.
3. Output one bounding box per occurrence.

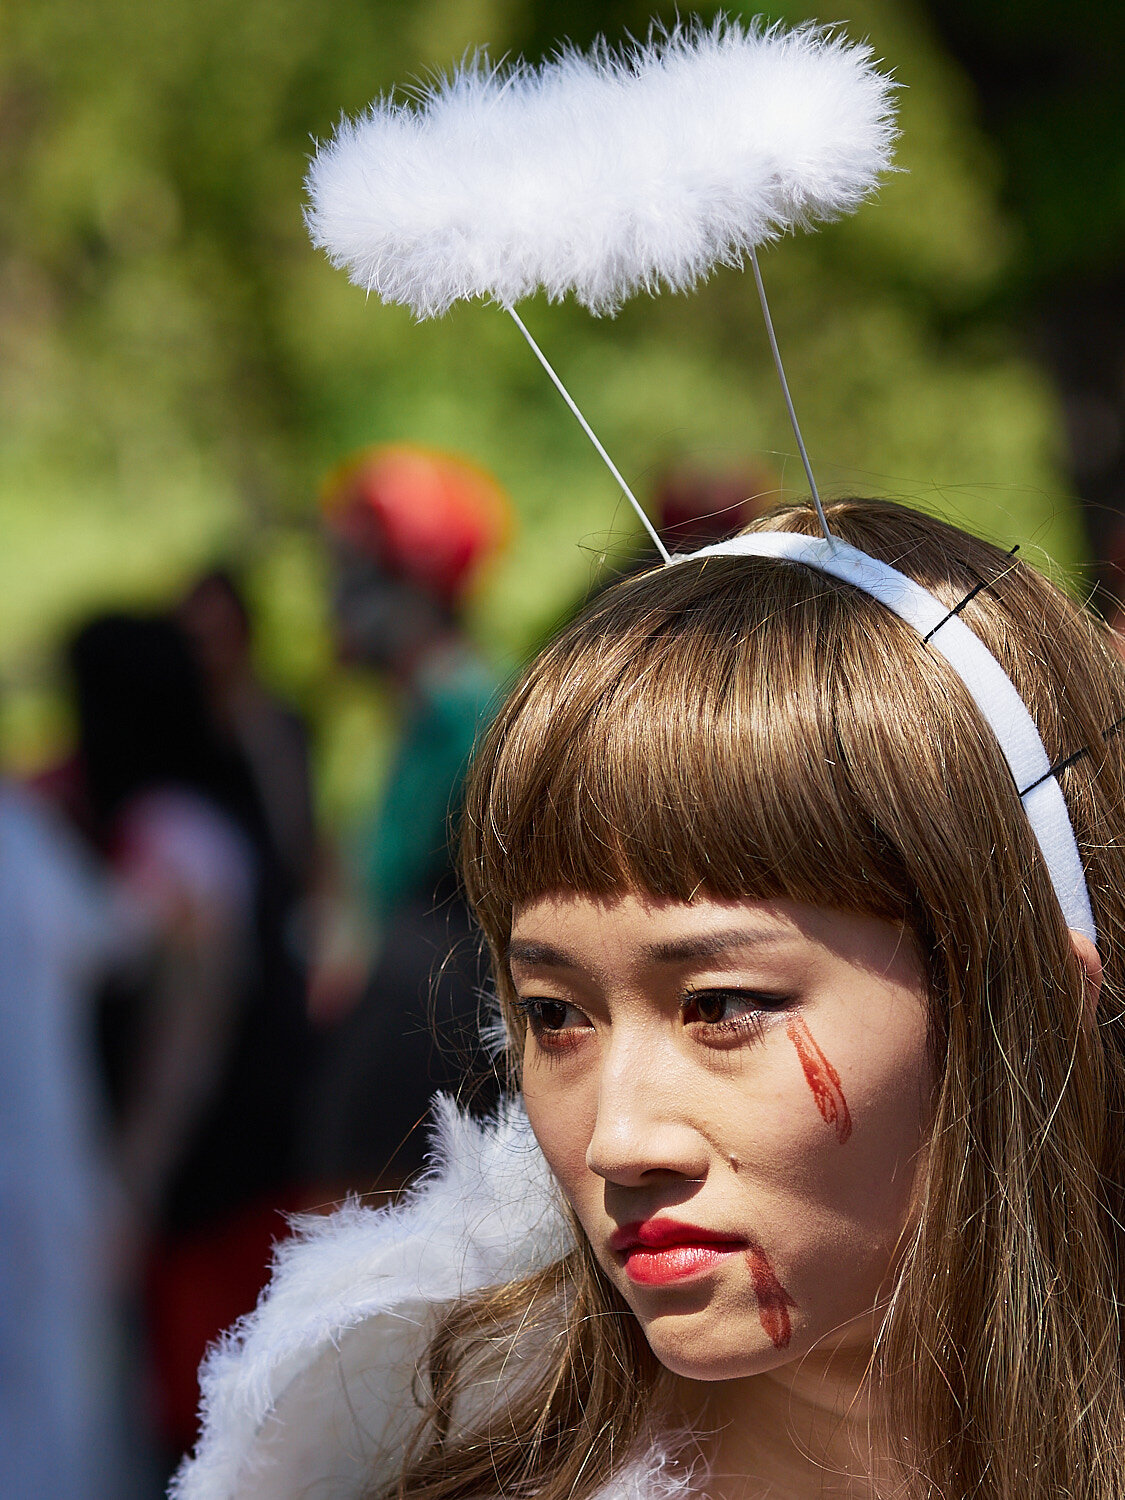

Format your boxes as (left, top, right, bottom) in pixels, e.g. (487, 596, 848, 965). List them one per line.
(388, 498, 1125, 1500)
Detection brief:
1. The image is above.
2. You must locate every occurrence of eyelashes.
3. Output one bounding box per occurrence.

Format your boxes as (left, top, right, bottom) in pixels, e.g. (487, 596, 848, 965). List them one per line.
(681, 987, 792, 1045)
(512, 996, 578, 1032)
(513, 989, 792, 1051)
(511, 996, 587, 1055)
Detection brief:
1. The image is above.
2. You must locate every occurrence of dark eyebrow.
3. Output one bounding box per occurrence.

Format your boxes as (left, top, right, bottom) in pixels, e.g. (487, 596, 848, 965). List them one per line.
(508, 939, 579, 969)
(640, 927, 785, 963)
(507, 927, 785, 971)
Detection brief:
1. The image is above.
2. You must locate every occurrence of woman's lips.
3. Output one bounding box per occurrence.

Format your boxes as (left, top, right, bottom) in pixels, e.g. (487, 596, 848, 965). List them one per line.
(610, 1219, 747, 1286)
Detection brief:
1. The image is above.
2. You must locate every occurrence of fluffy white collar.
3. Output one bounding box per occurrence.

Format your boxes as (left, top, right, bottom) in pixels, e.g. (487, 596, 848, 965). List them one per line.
(172, 1097, 695, 1500)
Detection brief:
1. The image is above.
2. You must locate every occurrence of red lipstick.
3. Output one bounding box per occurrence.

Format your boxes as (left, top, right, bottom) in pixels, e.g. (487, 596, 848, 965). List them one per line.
(610, 1219, 746, 1286)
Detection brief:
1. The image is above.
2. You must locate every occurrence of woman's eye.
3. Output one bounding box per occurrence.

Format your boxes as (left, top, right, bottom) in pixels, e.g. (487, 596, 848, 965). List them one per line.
(532, 999, 571, 1031)
(681, 988, 789, 1035)
(514, 997, 588, 1045)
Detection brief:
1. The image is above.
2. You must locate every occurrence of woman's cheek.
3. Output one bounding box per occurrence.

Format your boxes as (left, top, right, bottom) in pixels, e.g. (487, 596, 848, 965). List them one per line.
(749, 1061, 930, 1291)
(521, 1069, 600, 1205)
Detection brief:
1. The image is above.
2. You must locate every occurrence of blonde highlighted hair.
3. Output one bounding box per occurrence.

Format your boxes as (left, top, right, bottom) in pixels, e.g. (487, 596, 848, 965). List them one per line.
(385, 498, 1125, 1500)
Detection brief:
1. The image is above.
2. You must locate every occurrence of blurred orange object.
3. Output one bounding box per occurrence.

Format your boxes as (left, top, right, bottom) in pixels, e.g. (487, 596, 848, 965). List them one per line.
(321, 444, 512, 603)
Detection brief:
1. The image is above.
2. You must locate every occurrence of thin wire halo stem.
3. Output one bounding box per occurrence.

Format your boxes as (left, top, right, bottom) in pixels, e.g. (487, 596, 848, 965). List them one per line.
(505, 304, 672, 564)
(748, 246, 832, 543)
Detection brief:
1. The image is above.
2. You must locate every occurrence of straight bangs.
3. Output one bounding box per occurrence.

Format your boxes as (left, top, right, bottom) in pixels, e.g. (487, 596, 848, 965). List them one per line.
(461, 541, 1025, 959)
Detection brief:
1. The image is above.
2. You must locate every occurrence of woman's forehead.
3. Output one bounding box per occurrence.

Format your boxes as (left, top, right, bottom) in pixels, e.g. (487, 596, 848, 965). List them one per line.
(509, 891, 919, 980)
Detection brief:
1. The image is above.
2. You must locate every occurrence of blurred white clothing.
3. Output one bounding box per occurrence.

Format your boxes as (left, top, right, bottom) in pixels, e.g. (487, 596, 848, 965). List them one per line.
(0, 784, 125, 1500)
(114, 787, 256, 925)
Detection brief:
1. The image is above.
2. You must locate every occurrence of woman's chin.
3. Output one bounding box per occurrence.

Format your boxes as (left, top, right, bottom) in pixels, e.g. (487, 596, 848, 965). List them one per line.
(643, 1327, 801, 1383)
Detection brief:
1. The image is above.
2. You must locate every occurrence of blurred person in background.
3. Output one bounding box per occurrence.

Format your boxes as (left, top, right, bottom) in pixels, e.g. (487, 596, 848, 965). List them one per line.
(1096, 520, 1125, 665)
(555, 462, 780, 624)
(0, 778, 135, 1500)
(47, 612, 310, 1469)
(176, 568, 316, 901)
(653, 461, 780, 553)
(302, 444, 509, 1194)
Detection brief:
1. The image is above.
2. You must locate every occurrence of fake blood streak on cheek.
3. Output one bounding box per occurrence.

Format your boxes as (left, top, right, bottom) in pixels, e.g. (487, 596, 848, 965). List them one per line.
(785, 1015, 852, 1144)
(745, 1241, 797, 1349)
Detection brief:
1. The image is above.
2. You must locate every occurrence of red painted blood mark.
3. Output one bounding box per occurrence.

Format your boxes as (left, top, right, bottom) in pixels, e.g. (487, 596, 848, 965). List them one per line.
(785, 1015, 852, 1144)
(745, 1241, 797, 1349)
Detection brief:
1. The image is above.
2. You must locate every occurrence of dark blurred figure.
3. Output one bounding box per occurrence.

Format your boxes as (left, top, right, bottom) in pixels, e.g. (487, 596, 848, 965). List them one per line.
(52, 613, 311, 1464)
(1099, 521, 1125, 665)
(176, 569, 315, 898)
(654, 461, 780, 553)
(563, 463, 780, 627)
(303, 445, 510, 1194)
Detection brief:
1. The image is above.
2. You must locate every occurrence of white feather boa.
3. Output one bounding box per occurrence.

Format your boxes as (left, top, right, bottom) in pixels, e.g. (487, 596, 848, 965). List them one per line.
(305, 18, 897, 318)
(172, 1097, 697, 1500)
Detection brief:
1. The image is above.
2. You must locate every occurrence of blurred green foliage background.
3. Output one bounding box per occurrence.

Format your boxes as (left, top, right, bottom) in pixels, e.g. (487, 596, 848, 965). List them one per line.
(1, 0, 1115, 826)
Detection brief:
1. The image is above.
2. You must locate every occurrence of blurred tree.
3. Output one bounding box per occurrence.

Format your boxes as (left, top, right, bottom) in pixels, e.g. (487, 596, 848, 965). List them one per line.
(916, 0, 1125, 583)
(0, 0, 1092, 815)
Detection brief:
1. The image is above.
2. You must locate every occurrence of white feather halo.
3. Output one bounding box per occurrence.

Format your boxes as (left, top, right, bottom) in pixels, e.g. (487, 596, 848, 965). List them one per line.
(305, 17, 898, 320)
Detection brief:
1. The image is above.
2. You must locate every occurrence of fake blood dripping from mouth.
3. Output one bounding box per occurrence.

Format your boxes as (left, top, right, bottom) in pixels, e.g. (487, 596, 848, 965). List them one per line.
(785, 1015, 852, 1144)
(745, 1241, 797, 1349)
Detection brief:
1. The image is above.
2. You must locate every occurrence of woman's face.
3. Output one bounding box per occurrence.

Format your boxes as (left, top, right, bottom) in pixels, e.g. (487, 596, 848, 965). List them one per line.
(512, 891, 933, 1381)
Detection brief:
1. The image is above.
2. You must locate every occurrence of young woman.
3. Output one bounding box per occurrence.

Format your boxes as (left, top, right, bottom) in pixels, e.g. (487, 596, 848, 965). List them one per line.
(176, 497, 1125, 1500)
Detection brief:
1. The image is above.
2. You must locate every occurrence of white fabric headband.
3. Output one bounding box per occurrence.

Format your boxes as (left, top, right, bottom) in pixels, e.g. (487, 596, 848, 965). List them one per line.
(676, 531, 1097, 945)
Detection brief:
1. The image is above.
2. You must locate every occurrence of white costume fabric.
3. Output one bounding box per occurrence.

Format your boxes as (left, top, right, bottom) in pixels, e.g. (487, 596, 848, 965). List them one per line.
(174, 1098, 692, 1500)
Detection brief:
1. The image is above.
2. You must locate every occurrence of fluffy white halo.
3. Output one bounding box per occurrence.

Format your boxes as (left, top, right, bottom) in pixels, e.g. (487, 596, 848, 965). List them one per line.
(305, 18, 898, 320)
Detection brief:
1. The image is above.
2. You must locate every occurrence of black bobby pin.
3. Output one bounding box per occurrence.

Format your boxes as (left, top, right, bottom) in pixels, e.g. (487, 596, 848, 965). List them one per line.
(922, 544, 1021, 645)
(1020, 713, 1125, 799)
(912, 539, 1123, 801)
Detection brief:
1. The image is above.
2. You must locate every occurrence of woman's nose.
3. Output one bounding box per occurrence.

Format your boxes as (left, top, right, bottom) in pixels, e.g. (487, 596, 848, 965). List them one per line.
(585, 1034, 709, 1185)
